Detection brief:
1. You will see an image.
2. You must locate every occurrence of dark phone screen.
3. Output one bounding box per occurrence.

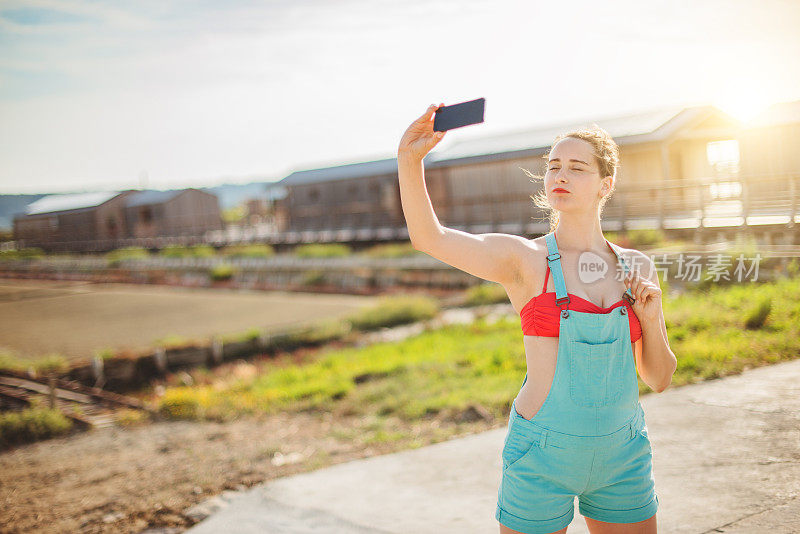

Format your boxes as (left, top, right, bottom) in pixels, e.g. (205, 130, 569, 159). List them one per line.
(433, 98, 485, 132)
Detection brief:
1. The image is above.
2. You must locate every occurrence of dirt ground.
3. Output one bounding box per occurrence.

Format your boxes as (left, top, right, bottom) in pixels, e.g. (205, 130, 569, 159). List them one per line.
(0, 277, 491, 532)
(0, 278, 373, 363)
(0, 396, 494, 533)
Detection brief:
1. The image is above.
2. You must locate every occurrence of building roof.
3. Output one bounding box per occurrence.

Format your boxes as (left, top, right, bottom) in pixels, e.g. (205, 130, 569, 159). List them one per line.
(277, 158, 399, 187)
(426, 104, 712, 164)
(746, 99, 800, 127)
(125, 189, 182, 208)
(275, 103, 718, 188)
(25, 191, 121, 216)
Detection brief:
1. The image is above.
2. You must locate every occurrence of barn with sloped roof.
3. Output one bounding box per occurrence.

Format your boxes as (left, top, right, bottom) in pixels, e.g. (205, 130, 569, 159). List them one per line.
(270, 100, 800, 244)
(12, 190, 135, 252)
(13, 188, 223, 252)
(122, 188, 223, 240)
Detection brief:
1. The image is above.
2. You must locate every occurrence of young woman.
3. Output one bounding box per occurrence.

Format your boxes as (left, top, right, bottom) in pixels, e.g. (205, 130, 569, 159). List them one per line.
(397, 103, 677, 534)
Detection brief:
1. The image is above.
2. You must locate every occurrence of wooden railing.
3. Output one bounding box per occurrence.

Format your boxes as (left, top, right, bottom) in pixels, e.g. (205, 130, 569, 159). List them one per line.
(8, 172, 800, 252)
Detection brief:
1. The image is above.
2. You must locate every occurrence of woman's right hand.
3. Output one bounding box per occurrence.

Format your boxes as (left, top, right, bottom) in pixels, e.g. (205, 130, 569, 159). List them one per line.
(398, 103, 447, 161)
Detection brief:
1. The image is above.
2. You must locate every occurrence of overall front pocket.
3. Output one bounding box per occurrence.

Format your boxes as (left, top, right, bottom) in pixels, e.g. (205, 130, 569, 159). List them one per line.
(501, 426, 540, 472)
(568, 338, 625, 407)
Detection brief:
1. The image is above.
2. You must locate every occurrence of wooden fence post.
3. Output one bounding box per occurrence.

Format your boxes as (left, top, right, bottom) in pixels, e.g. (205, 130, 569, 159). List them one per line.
(91, 355, 105, 389)
(210, 337, 223, 365)
(154, 347, 167, 374)
(48, 376, 56, 409)
(258, 332, 271, 350)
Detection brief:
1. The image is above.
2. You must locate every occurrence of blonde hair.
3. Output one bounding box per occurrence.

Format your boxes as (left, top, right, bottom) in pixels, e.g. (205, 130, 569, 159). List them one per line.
(522, 124, 620, 232)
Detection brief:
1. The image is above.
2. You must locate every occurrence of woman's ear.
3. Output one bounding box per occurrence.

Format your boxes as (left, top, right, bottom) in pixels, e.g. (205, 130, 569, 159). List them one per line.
(600, 175, 614, 197)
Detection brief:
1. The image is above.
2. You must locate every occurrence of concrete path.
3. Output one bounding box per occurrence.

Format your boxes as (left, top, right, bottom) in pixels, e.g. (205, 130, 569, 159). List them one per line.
(186, 359, 800, 533)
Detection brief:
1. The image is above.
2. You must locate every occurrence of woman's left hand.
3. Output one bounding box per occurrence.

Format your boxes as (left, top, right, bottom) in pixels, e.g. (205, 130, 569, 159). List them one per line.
(624, 269, 662, 323)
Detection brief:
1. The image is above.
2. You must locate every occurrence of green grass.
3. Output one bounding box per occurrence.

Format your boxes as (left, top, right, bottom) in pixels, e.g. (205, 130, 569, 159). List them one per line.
(93, 347, 117, 360)
(219, 244, 274, 258)
(346, 294, 439, 331)
(301, 270, 326, 286)
(210, 263, 236, 281)
(663, 275, 799, 379)
(282, 318, 352, 346)
(464, 282, 511, 306)
(157, 274, 800, 423)
(0, 247, 45, 261)
(0, 351, 70, 375)
(158, 315, 526, 422)
(0, 351, 27, 372)
(153, 334, 199, 350)
(293, 243, 351, 258)
(158, 244, 217, 258)
(106, 246, 150, 266)
(0, 407, 73, 449)
(219, 327, 261, 344)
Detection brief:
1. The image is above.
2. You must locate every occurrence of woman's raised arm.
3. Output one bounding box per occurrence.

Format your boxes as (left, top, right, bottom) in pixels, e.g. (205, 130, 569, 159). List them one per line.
(397, 103, 527, 286)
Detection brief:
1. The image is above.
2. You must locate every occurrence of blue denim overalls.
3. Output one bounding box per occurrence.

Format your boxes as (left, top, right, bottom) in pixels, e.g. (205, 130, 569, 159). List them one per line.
(495, 231, 659, 533)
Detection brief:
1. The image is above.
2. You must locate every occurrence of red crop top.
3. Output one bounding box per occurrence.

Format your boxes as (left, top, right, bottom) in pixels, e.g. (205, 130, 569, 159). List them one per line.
(520, 263, 642, 342)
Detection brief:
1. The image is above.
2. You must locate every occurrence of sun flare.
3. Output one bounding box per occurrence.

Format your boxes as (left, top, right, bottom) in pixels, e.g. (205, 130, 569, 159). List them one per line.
(714, 88, 775, 123)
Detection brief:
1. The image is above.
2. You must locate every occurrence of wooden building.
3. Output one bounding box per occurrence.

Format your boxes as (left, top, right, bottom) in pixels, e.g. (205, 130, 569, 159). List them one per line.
(13, 190, 136, 252)
(13, 188, 223, 252)
(123, 188, 223, 239)
(273, 159, 403, 235)
(271, 100, 800, 242)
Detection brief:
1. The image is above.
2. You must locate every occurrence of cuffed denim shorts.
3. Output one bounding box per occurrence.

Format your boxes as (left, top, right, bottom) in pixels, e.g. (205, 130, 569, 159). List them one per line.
(495, 400, 659, 533)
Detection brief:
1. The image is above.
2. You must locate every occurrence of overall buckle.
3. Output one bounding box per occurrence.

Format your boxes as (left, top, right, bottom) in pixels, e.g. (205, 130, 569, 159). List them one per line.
(557, 295, 570, 318)
(546, 251, 561, 262)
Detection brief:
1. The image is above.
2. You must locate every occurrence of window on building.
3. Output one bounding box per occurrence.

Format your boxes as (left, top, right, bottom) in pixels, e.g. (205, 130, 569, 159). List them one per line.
(706, 140, 740, 173)
(706, 140, 741, 199)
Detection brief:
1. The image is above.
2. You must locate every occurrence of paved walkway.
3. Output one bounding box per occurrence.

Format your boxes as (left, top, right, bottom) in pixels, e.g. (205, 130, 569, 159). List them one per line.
(185, 359, 800, 533)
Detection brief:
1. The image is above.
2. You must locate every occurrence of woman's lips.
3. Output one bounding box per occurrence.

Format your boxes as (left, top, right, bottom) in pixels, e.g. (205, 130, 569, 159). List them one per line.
(553, 188, 570, 193)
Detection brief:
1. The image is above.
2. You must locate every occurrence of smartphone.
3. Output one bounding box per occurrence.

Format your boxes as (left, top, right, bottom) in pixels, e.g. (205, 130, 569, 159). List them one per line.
(433, 98, 486, 132)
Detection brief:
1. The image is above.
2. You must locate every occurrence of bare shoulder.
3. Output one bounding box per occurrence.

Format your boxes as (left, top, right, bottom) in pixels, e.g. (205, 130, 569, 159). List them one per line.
(525, 234, 549, 257)
(474, 232, 547, 290)
(510, 234, 549, 287)
(524, 235, 551, 263)
(480, 232, 539, 261)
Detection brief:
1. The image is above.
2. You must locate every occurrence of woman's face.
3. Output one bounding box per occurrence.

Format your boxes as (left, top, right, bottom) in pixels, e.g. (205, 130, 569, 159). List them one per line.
(544, 137, 608, 212)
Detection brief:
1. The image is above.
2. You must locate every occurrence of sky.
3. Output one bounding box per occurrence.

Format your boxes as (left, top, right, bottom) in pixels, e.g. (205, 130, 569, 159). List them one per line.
(0, 0, 799, 195)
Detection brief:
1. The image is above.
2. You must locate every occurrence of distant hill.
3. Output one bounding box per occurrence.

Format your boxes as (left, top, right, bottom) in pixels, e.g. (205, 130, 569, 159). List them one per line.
(0, 194, 47, 230)
(0, 181, 283, 232)
(201, 181, 280, 209)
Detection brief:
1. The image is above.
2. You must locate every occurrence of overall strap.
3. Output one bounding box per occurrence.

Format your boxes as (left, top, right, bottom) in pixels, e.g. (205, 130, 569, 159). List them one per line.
(605, 238, 636, 304)
(544, 232, 570, 309)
